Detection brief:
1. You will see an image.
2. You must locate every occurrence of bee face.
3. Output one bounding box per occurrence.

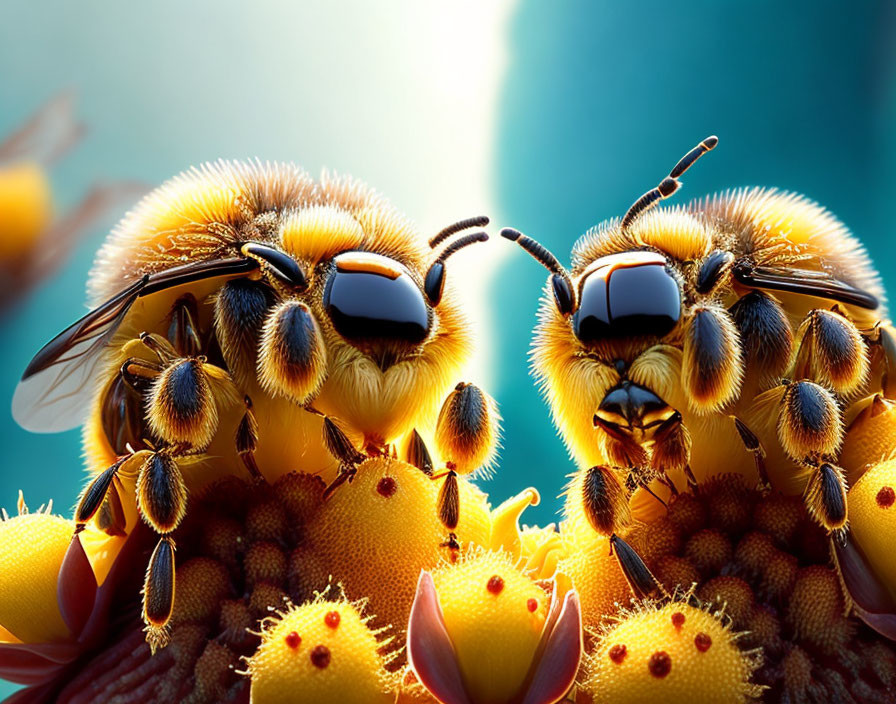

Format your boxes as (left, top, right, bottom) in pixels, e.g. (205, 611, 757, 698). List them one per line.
(506, 136, 894, 539)
(572, 251, 681, 344)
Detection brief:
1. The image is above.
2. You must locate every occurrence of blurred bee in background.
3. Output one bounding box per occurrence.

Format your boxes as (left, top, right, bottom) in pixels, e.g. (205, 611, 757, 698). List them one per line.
(504, 136, 894, 539)
(0, 92, 144, 312)
(12, 161, 498, 645)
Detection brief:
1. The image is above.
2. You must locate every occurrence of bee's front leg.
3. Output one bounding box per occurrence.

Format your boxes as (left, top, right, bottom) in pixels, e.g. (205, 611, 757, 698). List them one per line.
(431, 382, 500, 554)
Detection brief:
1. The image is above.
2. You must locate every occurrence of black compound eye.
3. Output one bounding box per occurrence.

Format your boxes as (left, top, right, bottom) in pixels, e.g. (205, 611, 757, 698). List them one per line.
(573, 261, 681, 342)
(324, 254, 430, 344)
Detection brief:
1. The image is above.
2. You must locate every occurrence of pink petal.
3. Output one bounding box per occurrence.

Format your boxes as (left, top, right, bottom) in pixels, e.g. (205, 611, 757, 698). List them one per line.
(407, 571, 473, 704)
(57, 534, 97, 637)
(833, 535, 896, 640)
(519, 591, 583, 704)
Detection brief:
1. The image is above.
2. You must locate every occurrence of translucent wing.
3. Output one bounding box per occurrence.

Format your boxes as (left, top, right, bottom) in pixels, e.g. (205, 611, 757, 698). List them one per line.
(12, 257, 257, 433)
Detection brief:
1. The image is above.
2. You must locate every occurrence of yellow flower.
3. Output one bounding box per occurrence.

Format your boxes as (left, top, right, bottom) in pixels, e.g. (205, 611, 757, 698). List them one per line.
(406, 549, 582, 704)
(0, 494, 126, 691)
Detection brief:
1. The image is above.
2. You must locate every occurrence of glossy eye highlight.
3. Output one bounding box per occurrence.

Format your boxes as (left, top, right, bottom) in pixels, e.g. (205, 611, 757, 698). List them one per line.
(323, 252, 430, 344)
(573, 258, 681, 342)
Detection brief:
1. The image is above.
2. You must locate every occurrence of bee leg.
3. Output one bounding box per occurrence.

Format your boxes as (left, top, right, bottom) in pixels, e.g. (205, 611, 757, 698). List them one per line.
(135, 450, 188, 649)
(793, 307, 869, 395)
(405, 428, 434, 476)
(235, 395, 264, 483)
(166, 293, 202, 358)
(257, 300, 327, 405)
(581, 464, 630, 535)
(728, 290, 793, 384)
(609, 533, 663, 600)
(436, 469, 461, 561)
(776, 380, 844, 463)
(74, 454, 134, 532)
(146, 354, 239, 451)
(136, 450, 188, 536)
(434, 382, 500, 476)
(650, 411, 692, 491)
(102, 363, 158, 456)
(95, 477, 128, 536)
(730, 415, 771, 488)
(321, 416, 364, 499)
(144, 536, 176, 653)
(803, 460, 849, 538)
(681, 305, 744, 411)
(214, 278, 275, 387)
(865, 321, 896, 398)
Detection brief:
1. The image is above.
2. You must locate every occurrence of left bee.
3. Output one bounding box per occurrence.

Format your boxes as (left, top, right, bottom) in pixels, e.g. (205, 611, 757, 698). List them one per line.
(11, 160, 494, 646)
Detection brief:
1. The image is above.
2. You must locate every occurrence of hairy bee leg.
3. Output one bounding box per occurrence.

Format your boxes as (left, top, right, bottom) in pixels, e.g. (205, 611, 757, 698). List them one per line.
(776, 380, 844, 462)
(74, 455, 132, 531)
(581, 464, 630, 535)
(804, 461, 849, 537)
(436, 469, 461, 561)
(405, 429, 434, 476)
(609, 533, 662, 600)
(728, 290, 793, 383)
(321, 416, 364, 500)
(166, 293, 202, 358)
(144, 536, 175, 652)
(257, 300, 327, 404)
(214, 277, 274, 387)
(681, 305, 744, 411)
(793, 308, 869, 395)
(434, 382, 500, 476)
(730, 415, 771, 488)
(136, 451, 188, 535)
(235, 395, 264, 483)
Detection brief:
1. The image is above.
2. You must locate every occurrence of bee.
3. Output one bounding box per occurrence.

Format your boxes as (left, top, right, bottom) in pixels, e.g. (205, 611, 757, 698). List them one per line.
(12, 160, 498, 645)
(503, 136, 895, 538)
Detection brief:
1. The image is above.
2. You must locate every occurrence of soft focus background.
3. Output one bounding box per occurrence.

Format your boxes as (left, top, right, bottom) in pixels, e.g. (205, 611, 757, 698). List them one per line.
(1, 9, 895, 694)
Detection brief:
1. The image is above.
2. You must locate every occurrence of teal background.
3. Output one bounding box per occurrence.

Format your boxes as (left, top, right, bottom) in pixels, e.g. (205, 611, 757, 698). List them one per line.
(1, 2, 895, 697)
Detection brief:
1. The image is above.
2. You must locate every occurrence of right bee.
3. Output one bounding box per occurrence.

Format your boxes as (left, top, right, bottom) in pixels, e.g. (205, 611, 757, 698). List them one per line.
(503, 136, 896, 537)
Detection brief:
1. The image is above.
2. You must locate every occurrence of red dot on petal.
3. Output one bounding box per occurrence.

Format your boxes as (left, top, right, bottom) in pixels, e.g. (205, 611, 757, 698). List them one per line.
(648, 651, 672, 678)
(324, 610, 341, 629)
(876, 486, 895, 509)
(285, 631, 301, 649)
(487, 575, 504, 595)
(694, 633, 712, 652)
(671, 611, 686, 630)
(608, 644, 627, 664)
(376, 477, 397, 498)
(310, 644, 331, 668)
(527, 598, 538, 613)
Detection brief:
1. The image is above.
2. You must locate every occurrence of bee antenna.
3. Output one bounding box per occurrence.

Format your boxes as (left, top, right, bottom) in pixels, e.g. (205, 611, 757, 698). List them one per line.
(499, 227, 565, 276)
(423, 231, 489, 305)
(621, 135, 718, 232)
(429, 215, 490, 249)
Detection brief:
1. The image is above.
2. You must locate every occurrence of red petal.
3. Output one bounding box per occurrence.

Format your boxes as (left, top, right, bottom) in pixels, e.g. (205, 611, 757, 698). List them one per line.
(406, 571, 473, 704)
(2, 680, 59, 704)
(0, 641, 78, 684)
(57, 534, 97, 637)
(520, 591, 583, 704)
(833, 535, 896, 640)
